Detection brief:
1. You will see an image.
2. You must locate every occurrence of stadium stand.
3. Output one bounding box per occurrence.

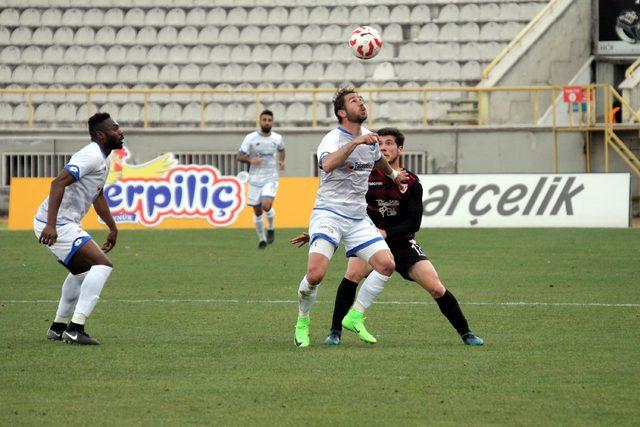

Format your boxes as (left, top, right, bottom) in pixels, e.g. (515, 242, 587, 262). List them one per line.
(0, 1, 549, 126)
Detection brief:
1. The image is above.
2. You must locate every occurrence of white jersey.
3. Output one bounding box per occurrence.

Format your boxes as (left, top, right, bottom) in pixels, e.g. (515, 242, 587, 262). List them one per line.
(239, 131, 285, 186)
(36, 142, 110, 225)
(314, 126, 381, 219)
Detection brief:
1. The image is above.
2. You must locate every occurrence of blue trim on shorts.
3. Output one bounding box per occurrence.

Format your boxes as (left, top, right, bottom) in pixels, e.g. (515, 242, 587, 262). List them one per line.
(345, 236, 384, 257)
(63, 236, 92, 266)
(310, 233, 338, 249)
(34, 217, 68, 226)
(313, 208, 364, 221)
(65, 164, 80, 180)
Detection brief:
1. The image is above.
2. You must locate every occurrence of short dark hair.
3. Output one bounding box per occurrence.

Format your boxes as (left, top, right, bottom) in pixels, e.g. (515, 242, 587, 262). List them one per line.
(88, 112, 111, 140)
(260, 109, 273, 117)
(377, 127, 405, 147)
(333, 86, 357, 123)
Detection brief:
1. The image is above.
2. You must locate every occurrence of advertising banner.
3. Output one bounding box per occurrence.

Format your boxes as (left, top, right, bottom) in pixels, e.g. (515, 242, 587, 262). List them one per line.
(9, 149, 318, 230)
(596, 0, 640, 55)
(418, 174, 630, 228)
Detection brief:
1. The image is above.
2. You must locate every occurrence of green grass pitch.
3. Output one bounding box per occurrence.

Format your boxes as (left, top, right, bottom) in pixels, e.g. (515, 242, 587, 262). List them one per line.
(1, 228, 639, 425)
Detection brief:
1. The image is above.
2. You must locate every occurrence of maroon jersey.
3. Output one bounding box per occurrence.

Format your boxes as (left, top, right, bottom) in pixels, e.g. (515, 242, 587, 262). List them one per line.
(366, 168, 423, 244)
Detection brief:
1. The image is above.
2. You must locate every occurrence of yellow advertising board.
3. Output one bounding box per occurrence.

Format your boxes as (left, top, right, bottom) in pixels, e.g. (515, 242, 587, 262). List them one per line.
(8, 150, 318, 230)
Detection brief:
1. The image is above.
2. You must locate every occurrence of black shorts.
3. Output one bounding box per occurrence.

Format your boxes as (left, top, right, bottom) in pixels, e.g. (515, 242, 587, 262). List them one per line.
(388, 239, 429, 281)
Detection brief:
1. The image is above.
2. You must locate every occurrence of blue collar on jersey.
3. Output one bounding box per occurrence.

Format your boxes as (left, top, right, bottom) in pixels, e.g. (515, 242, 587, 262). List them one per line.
(91, 140, 109, 158)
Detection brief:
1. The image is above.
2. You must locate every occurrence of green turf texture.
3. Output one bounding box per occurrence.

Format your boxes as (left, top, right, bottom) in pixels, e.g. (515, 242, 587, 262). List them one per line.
(1, 228, 639, 425)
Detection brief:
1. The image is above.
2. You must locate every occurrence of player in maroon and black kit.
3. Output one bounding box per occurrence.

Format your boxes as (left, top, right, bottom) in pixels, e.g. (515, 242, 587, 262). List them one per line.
(291, 128, 483, 346)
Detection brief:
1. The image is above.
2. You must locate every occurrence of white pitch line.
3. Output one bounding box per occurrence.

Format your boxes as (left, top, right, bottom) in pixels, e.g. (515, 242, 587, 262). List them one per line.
(0, 299, 639, 307)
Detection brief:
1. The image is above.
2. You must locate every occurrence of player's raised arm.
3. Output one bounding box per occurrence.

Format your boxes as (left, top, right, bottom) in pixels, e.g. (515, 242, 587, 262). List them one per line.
(374, 153, 408, 187)
(93, 189, 118, 253)
(39, 169, 77, 246)
(320, 133, 379, 173)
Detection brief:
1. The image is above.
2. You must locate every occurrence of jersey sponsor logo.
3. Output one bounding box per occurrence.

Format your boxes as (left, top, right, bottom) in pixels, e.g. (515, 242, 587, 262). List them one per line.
(103, 148, 246, 227)
(375, 199, 400, 217)
(345, 160, 374, 172)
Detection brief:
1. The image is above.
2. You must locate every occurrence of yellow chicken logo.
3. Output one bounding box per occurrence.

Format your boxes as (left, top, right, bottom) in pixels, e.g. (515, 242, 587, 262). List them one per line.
(107, 148, 177, 184)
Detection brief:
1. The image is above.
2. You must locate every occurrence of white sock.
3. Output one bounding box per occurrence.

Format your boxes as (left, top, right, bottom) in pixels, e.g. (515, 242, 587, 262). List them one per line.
(353, 270, 389, 313)
(254, 214, 266, 242)
(298, 275, 318, 317)
(72, 265, 112, 324)
(54, 271, 88, 322)
(265, 208, 275, 230)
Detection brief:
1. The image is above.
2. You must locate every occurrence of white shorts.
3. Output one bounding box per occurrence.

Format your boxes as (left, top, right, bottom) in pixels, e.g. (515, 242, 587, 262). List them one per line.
(247, 180, 278, 206)
(308, 209, 389, 262)
(33, 218, 92, 266)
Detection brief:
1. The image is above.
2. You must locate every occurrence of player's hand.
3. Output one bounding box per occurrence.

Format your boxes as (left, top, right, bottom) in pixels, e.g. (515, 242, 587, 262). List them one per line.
(102, 229, 118, 253)
(278, 160, 285, 171)
(290, 232, 310, 247)
(377, 228, 387, 239)
(250, 157, 262, 165)
(353, 133, 379, 146)
(39, 224, 58, 246)
(393, 169, 409, 189)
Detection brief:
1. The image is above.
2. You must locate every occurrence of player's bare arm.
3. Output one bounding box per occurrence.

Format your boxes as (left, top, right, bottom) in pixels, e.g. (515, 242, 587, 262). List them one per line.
(39, 169, 77, 246)
(374, 155, 409, 187)
(93, 189, 118, 253)
(290, 232, 310, 247)
(321, 133, 379, 173)
(278, 149, 286, 171)
(236, 152, 262, 165)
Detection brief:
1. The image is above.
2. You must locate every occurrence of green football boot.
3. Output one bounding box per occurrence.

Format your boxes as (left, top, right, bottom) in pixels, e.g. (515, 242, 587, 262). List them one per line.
(294, 316, 310, 348)
(342, 308, 377, 344)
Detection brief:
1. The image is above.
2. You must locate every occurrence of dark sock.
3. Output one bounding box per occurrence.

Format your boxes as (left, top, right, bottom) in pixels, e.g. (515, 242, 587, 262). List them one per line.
(50, 321, 67, 333)
(435, 290, 470, 336)
(331, 277, 358, 333)
(67, 322, 84, 333)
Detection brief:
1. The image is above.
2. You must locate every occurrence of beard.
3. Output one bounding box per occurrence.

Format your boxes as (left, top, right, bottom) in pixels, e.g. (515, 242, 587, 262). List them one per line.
(346, 110, 367, 124)
(261, 125, 272, 134)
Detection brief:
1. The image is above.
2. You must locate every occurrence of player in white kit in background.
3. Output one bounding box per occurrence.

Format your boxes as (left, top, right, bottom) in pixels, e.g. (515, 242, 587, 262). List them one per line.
(237, 110, 285, 249)
(293, 87, 408, 347)
(34, 112, 123, 345)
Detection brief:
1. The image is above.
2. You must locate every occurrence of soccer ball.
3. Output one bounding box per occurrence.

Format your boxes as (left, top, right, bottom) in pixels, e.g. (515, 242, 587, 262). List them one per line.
(349, 26, 382, 60)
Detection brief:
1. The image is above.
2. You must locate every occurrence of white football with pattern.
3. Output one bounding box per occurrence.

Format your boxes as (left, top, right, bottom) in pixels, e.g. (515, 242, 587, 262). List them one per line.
(349, 26, 382, 60)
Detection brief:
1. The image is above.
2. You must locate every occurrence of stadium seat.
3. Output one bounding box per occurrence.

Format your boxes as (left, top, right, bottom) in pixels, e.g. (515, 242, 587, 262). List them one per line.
(390, 5, 410, 22)
(204, 102, 224, 123)
(252, 45, 271, 63)
(189, 45, 210, 64)
(264, 63, 285, 82)
(282, 25, 302, 43)
(108, 83, 129, 104)
(84, 8, 104, 27)
(104, 8, 124, 27)
(12, 65, 34, 84)
(86, 45, 106, 64)
(292, 44, 312, 62)
(242, 63, 262, 81)
(372, 62, 395, 81)
(180, 64, 201, 83)
(116, 27, 136, 45)
(0, 9, 19, 26)
(10, 28, 31, 46)
(67, 84, 88, 104)
(384, 23, 403, 42)
(246, 6, 267, 25)
(370, 5, 390, 23)
(97, 103, 119, 119)
(500, 3, 520, 21)
(345, 62, 366, 81)
(169, 45, 189, 63)
(106, 45, 126, 64)
(261, 25, 281, 43)
(441, 61, 461, 81)
(186, 8, 206, 26)
(240, 26, 261, 44)
(56, 103, 77, 123)
(438, 4, 459, 22)
(209, 45, 230, 63)
(119, 103, 141, 122)
(346, 6, 366, 25)
(30, 28, 50, 47)
(20, 46, 41, 65)
(284, 63, 304, 82)
(32, 65, 54, 84)
(26, 83, 45, 103)
(160, 103, 183, 123)
(199, 26, 220, 44)
(13, 103, 29, 122)
(214, 83, 233, 102)
(148, 45, 169, 64)
(74, 27, 95, 46)
(271, 44, 291, 62)
(219, 26, 240, 44)
(312, 44, 332, 61)
(178, 26, 198, 45)
(129, 83, 149, 103)
(417, 23, 439, 41)
(397, 62, 422, 81)
(95, 27, 116, 45)
(303, 63, 324, 82)
(166, 8, 186, 26)
(223, 102, 244, 124)
(440, 23, 460, 41)
(41, 8, 62, 26)
(286, 102, 306, 123)
(20, 8, 41, 26)
(460, 4, 480, 22)
(118, 64, 138, 83)
(2, 46, 20, 65)
(321, 24, 342, 43)
(137, 27, 157, 45)
(227, 7, 248, 25)
(42, 46, 64, 64)
(480, 22, 501, 41)
(309, 6, 329, 24)
(410, 5, 431, 23)
(96, 64, 118, 84)
(158, 27, 178, 44)
(501, 22, 525, 40)
(324, 62, 345, 81)
(124, 8, 145, 27)
(63, 46, 86, 64)
(460, 22, 480, 41)
(289, 7, 309, 25)
(222, 64, 243, 82)
(461, 61, 482, 81)
(159, 64, 180, 83)
(332, 44, 351, 62)
(88, 84, 108, 103)
(235, 82, 255, 103)
(76, 103, 97, 122)
(480, 3, 500, 21)
(521, 3, 544, 21)
(182, 102, 201, 123)
(145, 7, 165, 26)
(0, 103, 13, 123)
(268, 7, 288, 25)
(4, 84, 24, 103)
(207, 7, 226, 25)
(34, 103, 56, 123)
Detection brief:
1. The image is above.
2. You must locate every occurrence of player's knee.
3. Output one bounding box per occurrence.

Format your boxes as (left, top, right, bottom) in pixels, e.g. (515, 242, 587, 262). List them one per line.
(97, 258, 113, 269)
(306, 267, 325, 286)
(429, 283, 446, 299)
(378, 258, 395, 276)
